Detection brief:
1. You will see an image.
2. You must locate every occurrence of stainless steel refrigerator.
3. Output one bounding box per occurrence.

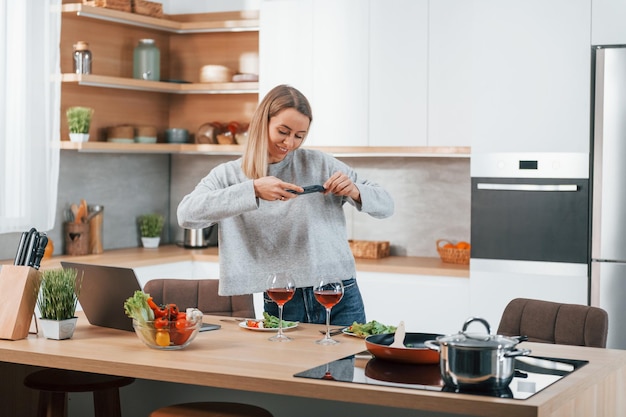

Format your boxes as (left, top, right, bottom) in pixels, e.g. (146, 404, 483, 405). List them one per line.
(591, 45, 626, 350)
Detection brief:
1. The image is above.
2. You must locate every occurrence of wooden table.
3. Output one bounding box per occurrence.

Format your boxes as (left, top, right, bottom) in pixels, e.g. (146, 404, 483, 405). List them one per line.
(0, 313, 624, 417)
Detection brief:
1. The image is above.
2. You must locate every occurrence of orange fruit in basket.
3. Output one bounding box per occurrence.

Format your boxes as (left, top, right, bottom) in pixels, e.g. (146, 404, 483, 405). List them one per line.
(456, 241, 471, 250)
(443, 243, 455, 249)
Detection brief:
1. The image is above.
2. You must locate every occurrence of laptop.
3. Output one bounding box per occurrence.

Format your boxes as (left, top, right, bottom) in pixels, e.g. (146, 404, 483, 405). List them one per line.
(61, 262, 141, 332)
(59, 262, 221, 333)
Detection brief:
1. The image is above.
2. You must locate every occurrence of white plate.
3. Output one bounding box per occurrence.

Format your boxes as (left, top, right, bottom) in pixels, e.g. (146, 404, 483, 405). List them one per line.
(238, 321, 298, 332)
(342, 328, 365, 338)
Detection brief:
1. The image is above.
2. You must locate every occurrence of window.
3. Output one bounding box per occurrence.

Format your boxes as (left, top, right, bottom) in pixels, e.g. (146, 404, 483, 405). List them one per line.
(0, 0, 61, 233)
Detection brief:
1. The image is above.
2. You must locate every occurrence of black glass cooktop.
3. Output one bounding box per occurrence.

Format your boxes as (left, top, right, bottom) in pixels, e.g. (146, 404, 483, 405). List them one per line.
(294, 353, 587, 399)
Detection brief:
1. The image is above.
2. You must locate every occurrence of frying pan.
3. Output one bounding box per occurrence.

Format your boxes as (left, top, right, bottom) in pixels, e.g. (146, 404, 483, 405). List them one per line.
(365, 332, 443, 365)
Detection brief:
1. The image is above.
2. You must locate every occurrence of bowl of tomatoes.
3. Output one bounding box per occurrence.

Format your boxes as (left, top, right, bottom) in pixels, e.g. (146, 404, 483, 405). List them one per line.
(125, 291, 204, 350)
(132, 314, 202, 350)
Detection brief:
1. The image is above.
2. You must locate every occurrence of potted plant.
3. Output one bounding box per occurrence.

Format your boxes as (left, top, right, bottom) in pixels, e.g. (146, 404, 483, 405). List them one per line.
(37, 267, 82, 340)
(138, 213, 165, 248)
(66, 106, 94, 142)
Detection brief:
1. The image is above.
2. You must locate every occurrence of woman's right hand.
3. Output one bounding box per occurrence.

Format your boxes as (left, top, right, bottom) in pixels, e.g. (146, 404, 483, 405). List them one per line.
(253, 177, 302, 201)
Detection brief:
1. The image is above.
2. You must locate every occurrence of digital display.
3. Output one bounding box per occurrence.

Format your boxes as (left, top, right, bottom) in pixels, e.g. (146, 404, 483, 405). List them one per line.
(519, 160, 538, 170)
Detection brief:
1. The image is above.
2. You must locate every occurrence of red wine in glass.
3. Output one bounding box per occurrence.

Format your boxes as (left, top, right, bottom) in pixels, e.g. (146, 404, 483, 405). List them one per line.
(266, 273, 296, 342)
(314, 278, 344, 345)
(267, 288, 295, 305)
(314, 291, 342, 309)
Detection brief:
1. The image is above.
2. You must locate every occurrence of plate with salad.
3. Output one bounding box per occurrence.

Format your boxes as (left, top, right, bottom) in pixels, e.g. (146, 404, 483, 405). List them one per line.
(343, 320, 397, 338)
(239, 312, 298, 331)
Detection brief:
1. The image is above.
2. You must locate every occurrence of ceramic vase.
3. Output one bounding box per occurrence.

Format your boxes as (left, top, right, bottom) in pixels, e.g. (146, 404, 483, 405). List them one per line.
(39, 317, 78, 340)
(141, 237, 160, 248)
(69, 133, 89, 143)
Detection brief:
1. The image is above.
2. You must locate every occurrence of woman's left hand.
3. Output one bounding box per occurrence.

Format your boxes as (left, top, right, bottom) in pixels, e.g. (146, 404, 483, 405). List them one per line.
(324, 171, 361, 203)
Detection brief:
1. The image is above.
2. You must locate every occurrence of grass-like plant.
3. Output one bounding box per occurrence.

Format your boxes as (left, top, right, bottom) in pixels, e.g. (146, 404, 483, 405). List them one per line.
(66, 106, 94, 133)
(37, 268, 82, 321)
(138, 213, 165, 238)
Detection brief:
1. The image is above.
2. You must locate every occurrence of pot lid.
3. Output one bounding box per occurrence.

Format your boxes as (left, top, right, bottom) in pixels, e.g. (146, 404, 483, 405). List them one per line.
(437, 317, 520, 349)
(437, 332, 519, 349)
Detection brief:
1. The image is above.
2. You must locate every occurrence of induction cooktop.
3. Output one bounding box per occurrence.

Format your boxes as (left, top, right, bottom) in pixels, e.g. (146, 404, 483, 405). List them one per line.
(294, 353, 587, 399)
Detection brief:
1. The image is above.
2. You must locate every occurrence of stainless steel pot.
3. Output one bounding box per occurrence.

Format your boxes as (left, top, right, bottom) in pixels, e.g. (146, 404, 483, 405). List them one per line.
(424, 317, 530, 391)
(183, 226, 215, 248)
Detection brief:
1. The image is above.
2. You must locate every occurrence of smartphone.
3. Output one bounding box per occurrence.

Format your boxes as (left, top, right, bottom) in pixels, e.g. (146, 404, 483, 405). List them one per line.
(199, 323, 221, 332)
(287, 185, 325, 195)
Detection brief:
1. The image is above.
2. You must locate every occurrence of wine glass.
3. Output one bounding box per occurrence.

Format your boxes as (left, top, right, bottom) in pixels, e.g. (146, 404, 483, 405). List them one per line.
(265, 272, 296, 342)
(314, 277, 344, 345)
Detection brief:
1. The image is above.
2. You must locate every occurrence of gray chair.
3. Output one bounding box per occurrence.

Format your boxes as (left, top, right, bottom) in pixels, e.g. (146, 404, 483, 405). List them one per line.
(497, 298, 609, 348)
(143, 278, 255, 318)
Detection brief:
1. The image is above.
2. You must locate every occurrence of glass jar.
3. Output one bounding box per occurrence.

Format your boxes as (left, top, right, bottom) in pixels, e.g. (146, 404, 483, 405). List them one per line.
(73, 41, 92, 74)
(133, 39, 160, 81)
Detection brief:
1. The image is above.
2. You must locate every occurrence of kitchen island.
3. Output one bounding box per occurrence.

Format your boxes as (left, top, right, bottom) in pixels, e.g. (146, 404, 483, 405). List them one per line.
(0, 313, 624, 417)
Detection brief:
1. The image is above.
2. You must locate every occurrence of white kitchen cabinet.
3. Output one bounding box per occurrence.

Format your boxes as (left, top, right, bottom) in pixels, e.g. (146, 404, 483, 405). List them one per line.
(259, 0, 313, 99)
(469, 260, 588, 332)
(260, 0, 368, 147)
(470, 0, 591, 154)
(261, 0, 431, 148)
(592, 0, 626, 45)
(311, 0, 369, 147)
(428, 0, 473, 148)
(368, 0, 428, 147)
(356, 271, 470, 335)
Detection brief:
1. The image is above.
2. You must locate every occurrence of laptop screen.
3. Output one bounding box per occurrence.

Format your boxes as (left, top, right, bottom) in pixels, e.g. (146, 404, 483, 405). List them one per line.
(60, 262, 142, 332)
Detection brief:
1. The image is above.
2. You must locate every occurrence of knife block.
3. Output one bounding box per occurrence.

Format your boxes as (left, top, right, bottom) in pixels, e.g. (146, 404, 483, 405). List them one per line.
(0, 265, 41, 340)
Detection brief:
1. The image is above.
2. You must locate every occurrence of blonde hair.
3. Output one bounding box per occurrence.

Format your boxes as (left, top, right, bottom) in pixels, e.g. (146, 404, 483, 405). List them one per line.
(242, 85, 313, 179)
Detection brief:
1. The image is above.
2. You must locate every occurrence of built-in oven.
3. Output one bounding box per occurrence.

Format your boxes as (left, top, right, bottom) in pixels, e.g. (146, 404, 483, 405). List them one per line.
(471, 177, 589, 263)
(468, 153, 590, 326)
(470, 153, 590, 264)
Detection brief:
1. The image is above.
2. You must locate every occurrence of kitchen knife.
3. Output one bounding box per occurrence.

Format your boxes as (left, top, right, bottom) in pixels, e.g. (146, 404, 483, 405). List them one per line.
(13, 231, 29, 265)
(24, 230, 40, 268)
(32, 234, 48, 270)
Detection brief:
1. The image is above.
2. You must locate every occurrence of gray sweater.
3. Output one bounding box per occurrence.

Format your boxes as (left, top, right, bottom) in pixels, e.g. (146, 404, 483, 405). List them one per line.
(177, 148, 394, 295)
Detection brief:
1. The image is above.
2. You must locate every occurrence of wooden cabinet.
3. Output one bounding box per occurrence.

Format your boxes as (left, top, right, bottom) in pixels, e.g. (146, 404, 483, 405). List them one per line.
(60, 3, 259, 152)
(469, 0, 591, 155)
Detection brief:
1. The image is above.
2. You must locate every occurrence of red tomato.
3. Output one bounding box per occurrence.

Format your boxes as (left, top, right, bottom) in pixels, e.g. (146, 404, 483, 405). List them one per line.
(154, 316, 169, 329)
(246, 320, 259, 328)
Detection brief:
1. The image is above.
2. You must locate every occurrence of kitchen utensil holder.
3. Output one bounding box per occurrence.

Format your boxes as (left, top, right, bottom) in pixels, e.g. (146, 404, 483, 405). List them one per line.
(64, 222, 90, 256)
(0, 265, 41, 340)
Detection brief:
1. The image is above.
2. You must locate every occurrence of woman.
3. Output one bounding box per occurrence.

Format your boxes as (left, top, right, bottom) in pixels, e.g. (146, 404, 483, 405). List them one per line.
(177, 85, 394, 325)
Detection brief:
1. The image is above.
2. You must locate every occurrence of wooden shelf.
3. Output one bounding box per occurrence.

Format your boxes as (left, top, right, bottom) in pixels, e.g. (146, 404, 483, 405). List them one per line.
(59, 141, 471, 157)
(61, 3, 259, 33)
(61, 74, 258, 94)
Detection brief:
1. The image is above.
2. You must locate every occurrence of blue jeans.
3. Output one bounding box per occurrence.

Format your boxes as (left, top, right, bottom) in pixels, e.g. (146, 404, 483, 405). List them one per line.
(263, 277, 366, 326)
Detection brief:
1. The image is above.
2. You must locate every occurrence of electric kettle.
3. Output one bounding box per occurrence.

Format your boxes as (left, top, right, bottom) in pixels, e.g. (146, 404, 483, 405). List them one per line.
(182, 226, 217, 248)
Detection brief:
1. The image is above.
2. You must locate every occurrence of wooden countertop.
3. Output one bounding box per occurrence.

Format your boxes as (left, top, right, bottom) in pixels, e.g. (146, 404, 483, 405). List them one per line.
(35, 245, 469, 278)
(1, 313, 624, 417)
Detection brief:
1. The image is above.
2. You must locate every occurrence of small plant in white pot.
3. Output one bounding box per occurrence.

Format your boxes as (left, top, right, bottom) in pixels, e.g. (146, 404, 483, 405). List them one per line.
(37, 268, 82, 340)
(66, 106, 94, 142)
(139, 213, 164, 248)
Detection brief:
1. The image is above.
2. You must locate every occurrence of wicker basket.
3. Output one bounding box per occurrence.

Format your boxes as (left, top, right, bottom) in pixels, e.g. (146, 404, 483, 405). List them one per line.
(436, 239, 470, 265)
(349, 240, 390, 259)
(83, 0, 131, 13)
(132, 0, 163, 18)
